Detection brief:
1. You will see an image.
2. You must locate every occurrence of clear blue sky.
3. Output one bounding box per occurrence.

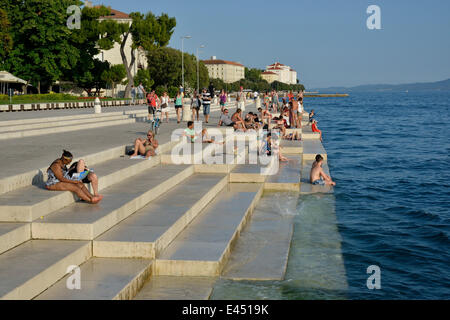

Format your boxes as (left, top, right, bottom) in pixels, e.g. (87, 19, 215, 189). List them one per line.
(95, 0, 450, 88)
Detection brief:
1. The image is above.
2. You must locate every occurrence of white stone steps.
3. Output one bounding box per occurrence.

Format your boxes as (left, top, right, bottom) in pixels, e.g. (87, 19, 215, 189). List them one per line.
(32, 164, 194, 240)
(265, 155, 302, 191)
(0, 222, 30, 254)
(93, 174, 228, 259)
(280, 139, 303, 154)
(0, 240, 91, 300)
(229, 164, 268, 183)
(135, 275, 215, 300)
(154, 183, 263, 277)
(0, 111, 127, 127)
(35, 257, 152, 300)
(0, 114, 129, 133)
(0, 153, 165, 222)
(222, 192, 297, 281)
(0, 145, 126, 196)
(300, 160, 334, 194)
(302, 140, 327, 162)
(0, 118, 136, 141)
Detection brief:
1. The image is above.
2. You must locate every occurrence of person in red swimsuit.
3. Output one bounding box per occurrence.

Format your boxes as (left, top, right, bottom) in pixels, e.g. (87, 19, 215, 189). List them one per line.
(311, 119, 322, 142)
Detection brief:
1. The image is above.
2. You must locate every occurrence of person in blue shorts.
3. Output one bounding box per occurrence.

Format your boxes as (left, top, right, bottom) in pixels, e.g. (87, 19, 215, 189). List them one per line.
(310, 154, 336, 186)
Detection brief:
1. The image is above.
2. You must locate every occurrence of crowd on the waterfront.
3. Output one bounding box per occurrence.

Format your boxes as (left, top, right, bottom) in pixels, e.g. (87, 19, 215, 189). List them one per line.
(43, 86, 334, 204)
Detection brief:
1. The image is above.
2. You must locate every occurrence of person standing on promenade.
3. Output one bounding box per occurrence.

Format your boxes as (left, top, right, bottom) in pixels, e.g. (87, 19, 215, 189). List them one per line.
(219, 89, 227, 112)
(236, 86, 246, 112)
(272, 90, 279, 113)
(191, 90, 202, 121)
(263, 91, 270, 110)
(174, 90, 183, 123)
(310, 154, 335, 186)
(208, 82, 215, 101)
(290, 98, 299, 128)
(45, 150, 103, 204)
(160, 91, 170, 123)
(137, 82, 145, 103)
(131, 85, 136, 105)
(146, 90, 159, 123)
(201, 87, 212, 123)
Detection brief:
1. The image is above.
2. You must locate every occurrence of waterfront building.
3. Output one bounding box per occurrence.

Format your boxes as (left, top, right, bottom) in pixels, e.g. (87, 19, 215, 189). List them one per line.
(264, 62, 298, 85)
(202, 56, 245, 83)
(261, 71, 278, 84)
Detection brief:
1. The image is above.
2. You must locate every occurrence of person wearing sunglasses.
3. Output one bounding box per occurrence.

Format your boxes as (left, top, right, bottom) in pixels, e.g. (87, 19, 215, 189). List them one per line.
(130, 130, 159, 159)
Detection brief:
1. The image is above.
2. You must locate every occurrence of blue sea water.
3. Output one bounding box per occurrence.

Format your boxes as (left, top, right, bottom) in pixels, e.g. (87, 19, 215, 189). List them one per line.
(211, 91, 449, 300)
(314, 91, 450, 299)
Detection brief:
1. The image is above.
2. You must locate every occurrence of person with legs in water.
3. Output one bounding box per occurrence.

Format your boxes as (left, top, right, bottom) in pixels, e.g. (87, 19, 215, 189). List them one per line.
(310, 154, 336, 186)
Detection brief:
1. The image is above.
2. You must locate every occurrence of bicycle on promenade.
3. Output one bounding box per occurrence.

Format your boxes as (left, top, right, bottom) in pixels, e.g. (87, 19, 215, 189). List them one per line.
(150, 109, 162, 135)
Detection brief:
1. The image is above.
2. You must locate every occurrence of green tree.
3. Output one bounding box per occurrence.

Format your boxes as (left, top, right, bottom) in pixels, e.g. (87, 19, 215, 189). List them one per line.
(102, 64, 126, 98)
(245, 67, 262, 82)
(0, 8, 13, 66)
(74, 59, 110, 96)
(146, 47, 209, 92)
(2, 1, 115, 93)
(102, 11, 176, 98)
(3, 0, 85, 93)
(133, 69, 154, 92)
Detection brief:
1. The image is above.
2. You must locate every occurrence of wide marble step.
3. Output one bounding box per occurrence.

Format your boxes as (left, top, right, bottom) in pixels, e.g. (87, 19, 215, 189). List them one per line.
(154, 183, 263, 277)
(32, 164, 194, 240)
(93, 174, 227, 259)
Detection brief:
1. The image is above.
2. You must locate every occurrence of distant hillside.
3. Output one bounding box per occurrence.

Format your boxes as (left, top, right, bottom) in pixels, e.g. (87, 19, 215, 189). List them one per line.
(313, 78, 450, 92)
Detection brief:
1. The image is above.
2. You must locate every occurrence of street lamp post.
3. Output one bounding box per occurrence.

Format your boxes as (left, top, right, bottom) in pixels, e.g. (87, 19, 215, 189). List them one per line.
(181, 35, 192, 92)
(196, 45, 205, 94)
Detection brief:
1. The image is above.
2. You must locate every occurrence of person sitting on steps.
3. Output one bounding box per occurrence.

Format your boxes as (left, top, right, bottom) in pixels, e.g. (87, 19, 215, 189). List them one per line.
(130, 130, 159, 158)
(310, 154, 336, 186)
(45, 150, 103, 204)
(311, 119, 323, 142)
(67, 159, 99, 197)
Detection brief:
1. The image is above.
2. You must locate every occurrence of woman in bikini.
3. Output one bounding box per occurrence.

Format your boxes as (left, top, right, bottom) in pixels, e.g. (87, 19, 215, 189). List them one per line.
(130, 130, 159, 158)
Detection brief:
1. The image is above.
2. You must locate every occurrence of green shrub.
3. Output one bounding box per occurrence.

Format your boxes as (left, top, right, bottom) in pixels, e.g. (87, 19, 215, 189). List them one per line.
(168, 86, 179, 98)
(154, 85, 166, 97)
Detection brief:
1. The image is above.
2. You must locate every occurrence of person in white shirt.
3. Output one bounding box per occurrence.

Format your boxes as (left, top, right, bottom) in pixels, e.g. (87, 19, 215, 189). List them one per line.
(160, 92, 170, 123)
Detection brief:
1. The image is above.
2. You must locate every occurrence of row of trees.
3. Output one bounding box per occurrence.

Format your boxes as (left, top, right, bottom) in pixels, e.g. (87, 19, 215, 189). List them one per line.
(0, 1, 177, 97)
(0, 1, 303, 97)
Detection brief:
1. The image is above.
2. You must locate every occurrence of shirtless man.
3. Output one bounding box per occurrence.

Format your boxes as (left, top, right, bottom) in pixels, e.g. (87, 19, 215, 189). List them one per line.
(231, 108, 246, 131)
(45, 150, 103, 204)
(290, 98, 299, 128)
(130, 130, 159, 158)
(310, 154, 336, 186)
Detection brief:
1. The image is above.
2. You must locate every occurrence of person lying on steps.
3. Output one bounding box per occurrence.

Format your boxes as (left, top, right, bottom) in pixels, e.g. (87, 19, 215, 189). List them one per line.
(130, 130, 159, 158)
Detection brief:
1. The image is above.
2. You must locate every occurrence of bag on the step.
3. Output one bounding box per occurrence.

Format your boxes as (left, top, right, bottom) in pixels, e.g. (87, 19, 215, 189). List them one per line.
(125, 145, 135, 156)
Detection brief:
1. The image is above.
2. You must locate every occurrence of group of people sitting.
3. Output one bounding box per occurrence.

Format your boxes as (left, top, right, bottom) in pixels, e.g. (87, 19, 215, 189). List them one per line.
(43, 92, 332, 205)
